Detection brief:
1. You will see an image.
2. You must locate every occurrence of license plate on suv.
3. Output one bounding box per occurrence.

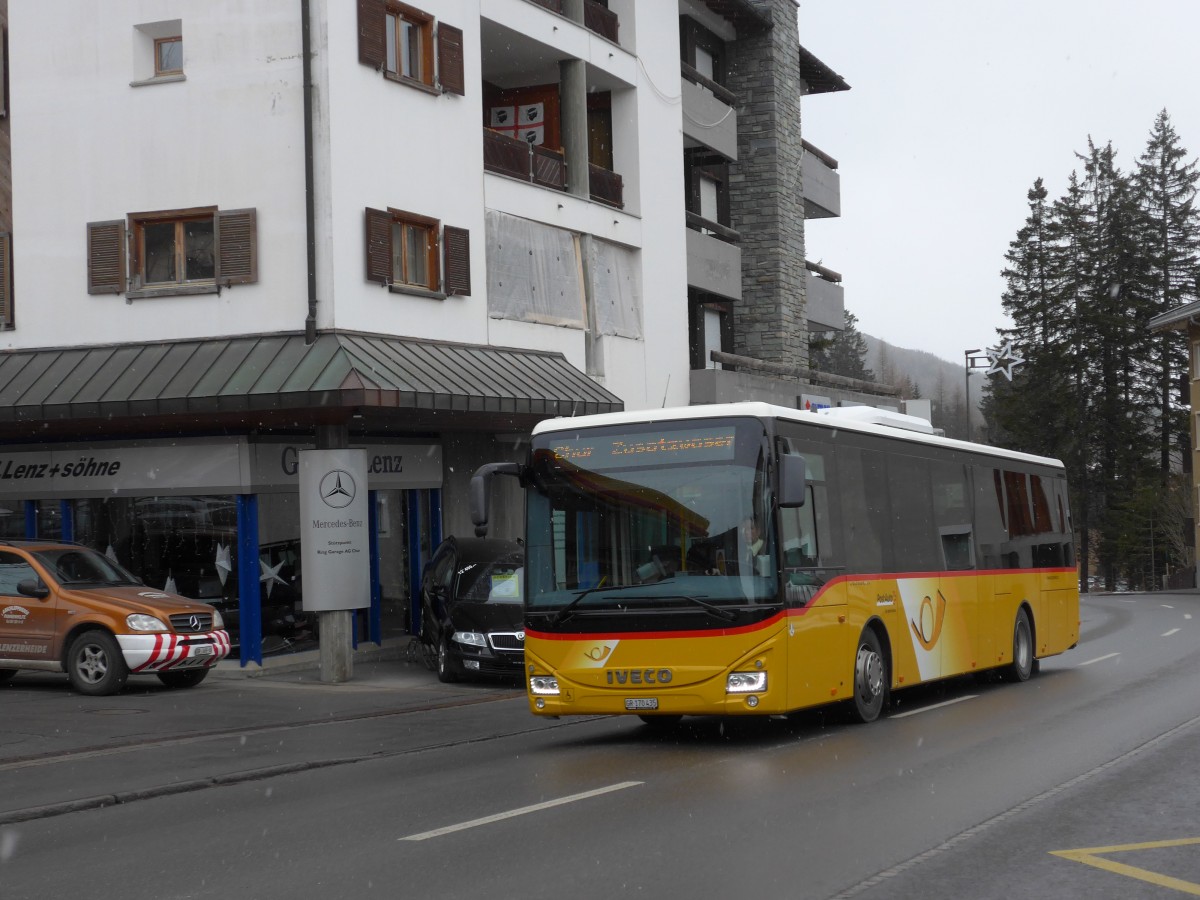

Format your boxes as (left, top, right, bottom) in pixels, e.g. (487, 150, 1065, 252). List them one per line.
(624, 698, 658, 711)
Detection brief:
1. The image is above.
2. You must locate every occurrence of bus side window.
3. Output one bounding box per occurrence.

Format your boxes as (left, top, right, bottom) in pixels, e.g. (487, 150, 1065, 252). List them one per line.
(973, 465, 1007, 570)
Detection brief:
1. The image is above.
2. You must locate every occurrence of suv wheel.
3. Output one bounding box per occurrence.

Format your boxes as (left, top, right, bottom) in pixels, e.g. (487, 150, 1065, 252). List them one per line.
(67, 629, 129, 696)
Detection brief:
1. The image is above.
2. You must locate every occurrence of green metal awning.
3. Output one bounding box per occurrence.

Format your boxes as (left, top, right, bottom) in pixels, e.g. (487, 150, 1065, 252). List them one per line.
(0, 332, 622, 430)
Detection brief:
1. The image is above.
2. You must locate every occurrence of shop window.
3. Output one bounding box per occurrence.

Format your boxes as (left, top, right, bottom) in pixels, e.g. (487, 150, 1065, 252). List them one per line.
(86, 207, 258, 298)
(364, 207, 470, 296)
(357, 0, 464, 96)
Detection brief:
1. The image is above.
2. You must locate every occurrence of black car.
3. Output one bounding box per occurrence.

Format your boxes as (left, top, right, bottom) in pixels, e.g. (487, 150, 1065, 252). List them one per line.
(420, 536, 525, 682)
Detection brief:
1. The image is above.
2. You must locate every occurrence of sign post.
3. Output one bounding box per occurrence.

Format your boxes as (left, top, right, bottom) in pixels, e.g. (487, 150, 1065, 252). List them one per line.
(299, 448, 370, 682)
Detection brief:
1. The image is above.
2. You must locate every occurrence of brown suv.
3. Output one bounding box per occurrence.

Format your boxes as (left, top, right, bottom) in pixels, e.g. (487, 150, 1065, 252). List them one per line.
(0, 541, 230, 695)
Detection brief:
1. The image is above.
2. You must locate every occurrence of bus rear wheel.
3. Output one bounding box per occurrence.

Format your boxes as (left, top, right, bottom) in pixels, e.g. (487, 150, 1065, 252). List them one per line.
(851, 628, 888, 723)
(1004, 608, 1035, 683)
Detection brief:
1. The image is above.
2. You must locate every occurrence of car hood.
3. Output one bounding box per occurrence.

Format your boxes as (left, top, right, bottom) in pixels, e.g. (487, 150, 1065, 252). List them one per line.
(60, 585, 214, 618)
(447, 601, 523, 634)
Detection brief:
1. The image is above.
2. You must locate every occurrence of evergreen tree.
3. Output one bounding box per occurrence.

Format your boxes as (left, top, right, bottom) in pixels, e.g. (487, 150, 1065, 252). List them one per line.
(1133, 110, 1199, 474)
(809, 310, 874, 382)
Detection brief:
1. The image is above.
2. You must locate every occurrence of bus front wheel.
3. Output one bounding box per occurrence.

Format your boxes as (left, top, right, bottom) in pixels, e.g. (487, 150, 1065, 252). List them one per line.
(1004, 608, 1035, 683)
(851, 628, 888, 723)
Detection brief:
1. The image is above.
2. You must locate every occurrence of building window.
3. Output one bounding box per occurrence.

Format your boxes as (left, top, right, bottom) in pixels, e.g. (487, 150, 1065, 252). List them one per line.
(680, 18, 727, 89)
(133, 21, 184, 86)
(358, 1, 464, 96)
(154, 36, 182, 76)
(1192, 342, 1200, 380)
(365, 208, 471, 296)
(86, 208, 257, 298)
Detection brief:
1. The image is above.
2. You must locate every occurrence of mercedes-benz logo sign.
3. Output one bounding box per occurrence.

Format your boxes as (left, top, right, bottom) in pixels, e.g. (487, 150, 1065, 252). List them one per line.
(188, 614, 201, 632)
(319, 469, 357, 509)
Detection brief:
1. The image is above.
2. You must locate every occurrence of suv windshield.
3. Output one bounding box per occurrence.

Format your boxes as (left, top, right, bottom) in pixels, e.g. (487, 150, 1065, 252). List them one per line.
(34, 548, 142, 587)
(524, 417, 777, 615)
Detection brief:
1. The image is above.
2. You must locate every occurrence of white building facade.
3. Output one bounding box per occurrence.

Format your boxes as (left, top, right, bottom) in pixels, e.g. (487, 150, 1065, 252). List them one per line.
(0, 0, 859, 664)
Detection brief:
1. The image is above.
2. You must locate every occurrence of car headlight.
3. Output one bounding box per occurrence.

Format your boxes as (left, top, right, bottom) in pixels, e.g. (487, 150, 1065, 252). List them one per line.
(726, 671, 767, 693)
(451, 631, 488, 648)
(126, 613, 167, 632)
(529, 675, 560, 695)
(211, 609, 225, 630)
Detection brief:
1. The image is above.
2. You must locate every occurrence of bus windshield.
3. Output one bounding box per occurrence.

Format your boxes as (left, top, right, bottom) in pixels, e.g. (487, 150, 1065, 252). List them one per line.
(524, 417, 777, 618)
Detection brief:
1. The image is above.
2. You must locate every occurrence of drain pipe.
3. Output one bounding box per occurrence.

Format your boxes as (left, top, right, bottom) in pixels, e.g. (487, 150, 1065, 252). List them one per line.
(301, 0, 318, 343)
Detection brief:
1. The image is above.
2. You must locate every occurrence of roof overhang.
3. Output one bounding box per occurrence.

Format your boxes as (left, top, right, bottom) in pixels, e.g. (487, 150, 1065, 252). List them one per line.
(799, 44, 850, 94)
(1149, 300, 1200, 333)
(0, 332, 623, 440)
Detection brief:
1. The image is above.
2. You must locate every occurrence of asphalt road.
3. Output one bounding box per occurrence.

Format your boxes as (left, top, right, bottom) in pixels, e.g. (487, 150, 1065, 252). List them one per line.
(2, 591, 1199, 899)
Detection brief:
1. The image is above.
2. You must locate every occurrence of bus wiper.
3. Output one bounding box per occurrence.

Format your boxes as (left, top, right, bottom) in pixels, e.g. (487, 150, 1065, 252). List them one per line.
(595, 593, 738, 624)
(656, 594, 738, 623)
(549, 581, 659, 626)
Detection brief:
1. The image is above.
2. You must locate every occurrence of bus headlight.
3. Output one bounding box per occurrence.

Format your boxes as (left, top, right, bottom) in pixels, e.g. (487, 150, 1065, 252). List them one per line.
(726, 671, 767, 693)
(530, 675, 560, 696)
(452, 631, 488, 649)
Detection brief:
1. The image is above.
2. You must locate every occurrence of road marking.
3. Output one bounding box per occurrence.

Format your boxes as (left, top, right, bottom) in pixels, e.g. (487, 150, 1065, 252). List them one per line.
(1051, 838, 1200, 895)
(1163, 628, 1181, 637)
(399, 781, 643, 841)
(1187, 614, 1193, 620)
(1078, 653, 1120, 667)
(890, 695, 977, 719)
(1162, 604, 1175, 609)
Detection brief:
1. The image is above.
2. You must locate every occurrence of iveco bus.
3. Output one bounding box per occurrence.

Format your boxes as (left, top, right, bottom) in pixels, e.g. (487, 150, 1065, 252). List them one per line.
(470, 402, 1078, 724)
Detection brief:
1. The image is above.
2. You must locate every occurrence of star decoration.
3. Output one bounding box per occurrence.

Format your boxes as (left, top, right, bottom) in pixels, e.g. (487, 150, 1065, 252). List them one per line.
(214, 544, 233, 586)
(985, 341, 1025, 381)
(259, 558, 287, 599)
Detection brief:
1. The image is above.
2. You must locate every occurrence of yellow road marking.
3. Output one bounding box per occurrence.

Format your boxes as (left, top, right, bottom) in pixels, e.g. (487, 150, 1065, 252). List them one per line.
(1051, 838, 1200, 895)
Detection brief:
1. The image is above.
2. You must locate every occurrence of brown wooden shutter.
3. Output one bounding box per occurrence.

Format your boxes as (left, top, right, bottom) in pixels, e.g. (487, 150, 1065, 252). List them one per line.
(0, 233, 11, 325)
(365, 208, 392, 284)
(437, 23, 465, 96)
(215, 208, 258, 286)
(87, 220, 126, 295)
(443, 225, 470, 296)
(358, 0, 386, 70)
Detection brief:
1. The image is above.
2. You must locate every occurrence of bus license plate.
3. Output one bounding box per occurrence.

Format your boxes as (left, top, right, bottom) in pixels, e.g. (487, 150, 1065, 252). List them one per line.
(625, 698, 658, 711)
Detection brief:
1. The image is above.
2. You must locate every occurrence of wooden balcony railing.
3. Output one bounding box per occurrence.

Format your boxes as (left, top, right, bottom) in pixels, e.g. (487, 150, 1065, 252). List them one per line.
(483, 128, 567, 191)
(529, 0, 562, 11)
(588, 163, 623, 208)
(584, 0, 619, 41)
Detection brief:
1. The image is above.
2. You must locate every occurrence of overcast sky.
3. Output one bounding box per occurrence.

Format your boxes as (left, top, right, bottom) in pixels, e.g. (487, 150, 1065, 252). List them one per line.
(798, 0, 1200, 366)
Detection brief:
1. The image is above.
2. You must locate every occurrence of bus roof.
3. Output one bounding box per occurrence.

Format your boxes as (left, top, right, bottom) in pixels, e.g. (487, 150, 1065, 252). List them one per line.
(530, 401, 1066, 470)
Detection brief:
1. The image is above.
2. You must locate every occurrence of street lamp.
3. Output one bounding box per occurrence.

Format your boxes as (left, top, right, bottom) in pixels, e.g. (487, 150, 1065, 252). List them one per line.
(964, 348, 990, 437)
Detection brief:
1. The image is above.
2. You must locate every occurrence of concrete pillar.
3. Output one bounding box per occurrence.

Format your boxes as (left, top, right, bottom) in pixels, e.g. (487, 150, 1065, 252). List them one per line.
(559, 58, 589, 200)
(316, 422, 353, 683)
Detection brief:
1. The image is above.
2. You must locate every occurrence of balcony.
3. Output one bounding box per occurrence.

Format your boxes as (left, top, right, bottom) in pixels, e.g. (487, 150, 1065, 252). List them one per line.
(584, 0, 619, 42)
(483, 128, 566, 191)
(589, 163, 623, 208)
(681, 63, 738, 161)
(686, 213, 741, 301)
(804, 261, 845, 332)
(801, 141, 841, 219)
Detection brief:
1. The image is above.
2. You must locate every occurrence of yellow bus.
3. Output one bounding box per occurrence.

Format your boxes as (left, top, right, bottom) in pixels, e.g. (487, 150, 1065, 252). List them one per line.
(470, 402, 1079, 724)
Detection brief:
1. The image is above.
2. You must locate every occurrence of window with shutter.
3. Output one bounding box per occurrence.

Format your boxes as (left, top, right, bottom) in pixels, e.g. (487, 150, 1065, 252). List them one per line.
(365, 206, 452, 296)
(443, 225, 471, 296)
(88, 206, 257, 299)
(87, 221, 127, 295)
(216, 208, 258, 286)
(437, 24, 464, 96)
(358, 1, 463, 96)
(0, 233, 11, 326)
